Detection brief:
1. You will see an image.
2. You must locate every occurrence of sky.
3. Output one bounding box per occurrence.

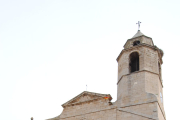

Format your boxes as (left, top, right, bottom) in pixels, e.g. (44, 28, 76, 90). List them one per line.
(0, 0, 180, 120)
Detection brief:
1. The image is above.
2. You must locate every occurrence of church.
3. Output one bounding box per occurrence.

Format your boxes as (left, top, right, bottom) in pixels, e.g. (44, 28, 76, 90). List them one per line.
(46, 29, 166, 120)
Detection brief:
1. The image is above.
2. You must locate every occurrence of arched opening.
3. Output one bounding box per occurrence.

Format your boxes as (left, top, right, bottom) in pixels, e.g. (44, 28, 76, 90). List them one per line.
(158, 62, 162, 80)
(133, 41, 140, 46)
(160, 92, 163, 103)
(129, 52, 139, 73)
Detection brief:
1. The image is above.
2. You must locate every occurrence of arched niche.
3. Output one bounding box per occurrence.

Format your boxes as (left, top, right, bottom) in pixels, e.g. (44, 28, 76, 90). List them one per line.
(129, 52, 139, 73)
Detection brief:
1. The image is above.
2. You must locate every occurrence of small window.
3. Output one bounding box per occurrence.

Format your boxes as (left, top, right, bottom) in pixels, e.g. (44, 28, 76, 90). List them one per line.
(160, 92, 163, 103)
(133, 41, 140, 46)
(129, 52, 139, 73)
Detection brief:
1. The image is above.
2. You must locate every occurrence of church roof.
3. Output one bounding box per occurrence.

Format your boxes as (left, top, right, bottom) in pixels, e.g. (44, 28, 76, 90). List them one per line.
(62, 91, 112, 108)
(132, 30, 145, 38)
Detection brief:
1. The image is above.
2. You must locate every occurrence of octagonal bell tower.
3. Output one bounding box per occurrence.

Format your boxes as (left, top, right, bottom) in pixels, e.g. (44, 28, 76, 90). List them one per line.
(116, 30, 166, 120)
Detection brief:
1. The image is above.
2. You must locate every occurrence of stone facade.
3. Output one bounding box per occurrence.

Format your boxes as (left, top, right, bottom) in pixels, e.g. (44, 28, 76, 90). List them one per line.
(47, 30, 166, 120)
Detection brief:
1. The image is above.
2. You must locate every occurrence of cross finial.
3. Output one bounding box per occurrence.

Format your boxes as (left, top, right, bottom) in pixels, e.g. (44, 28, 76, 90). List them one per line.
(136, 21, 141, 30)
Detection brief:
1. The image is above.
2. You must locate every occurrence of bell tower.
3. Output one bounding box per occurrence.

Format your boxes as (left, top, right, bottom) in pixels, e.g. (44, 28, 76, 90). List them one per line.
(116, 30, 166, 120)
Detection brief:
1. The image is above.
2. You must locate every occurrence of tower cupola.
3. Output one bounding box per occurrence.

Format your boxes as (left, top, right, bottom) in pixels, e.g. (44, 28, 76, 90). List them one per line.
(123, 30, 154, 49)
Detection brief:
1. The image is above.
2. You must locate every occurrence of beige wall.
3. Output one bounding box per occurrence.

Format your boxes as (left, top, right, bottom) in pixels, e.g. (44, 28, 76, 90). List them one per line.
(60, 98, 116, 120)
(117, 102, 158, 120)
(117, 72, 146, 104)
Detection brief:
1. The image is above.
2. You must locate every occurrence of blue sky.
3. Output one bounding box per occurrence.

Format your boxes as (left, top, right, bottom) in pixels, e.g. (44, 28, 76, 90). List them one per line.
(0, 0, 180, 120)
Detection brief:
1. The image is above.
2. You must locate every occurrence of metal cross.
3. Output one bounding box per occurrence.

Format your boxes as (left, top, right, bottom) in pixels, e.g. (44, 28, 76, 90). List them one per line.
(136, 21, 141, 30)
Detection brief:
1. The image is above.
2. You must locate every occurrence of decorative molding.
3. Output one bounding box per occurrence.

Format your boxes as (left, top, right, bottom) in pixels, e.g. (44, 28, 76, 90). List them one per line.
(118, 107, 156, 120)
(62, 91, 112, 108)
(60, 107, 117, 119)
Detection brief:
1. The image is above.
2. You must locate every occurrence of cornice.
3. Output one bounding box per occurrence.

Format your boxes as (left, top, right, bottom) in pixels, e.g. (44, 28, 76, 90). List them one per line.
(123, 35, 153, 48)
(117, 70, 163, 88)
(63, 97, 107, 108)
